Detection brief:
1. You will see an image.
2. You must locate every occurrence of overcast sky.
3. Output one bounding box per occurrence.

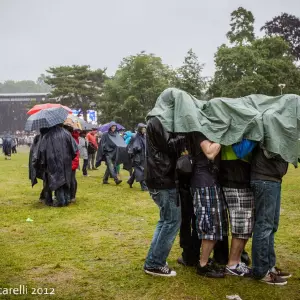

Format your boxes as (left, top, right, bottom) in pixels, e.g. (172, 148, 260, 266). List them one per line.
(0, 0, 299, 82)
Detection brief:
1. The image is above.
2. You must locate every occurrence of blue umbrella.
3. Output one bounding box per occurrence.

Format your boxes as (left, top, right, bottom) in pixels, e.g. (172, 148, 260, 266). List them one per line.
(99, 121, 125, 133)
(25, 107, 69, 132)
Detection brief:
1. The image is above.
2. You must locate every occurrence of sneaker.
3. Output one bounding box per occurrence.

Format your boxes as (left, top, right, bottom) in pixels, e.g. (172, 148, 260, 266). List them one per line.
(127, 181, 133, 188)
(177, 257, 197, 267)
(226, 262, 252, 277)
(115, 179, 122, 185)
(103, 181, 110, 184)
(260, 271, 287, 286)
(144, 265, 177, 277)
(197, 263, 225, 278)
(271, 267, 292, 279)
(241, 250, 251, 266)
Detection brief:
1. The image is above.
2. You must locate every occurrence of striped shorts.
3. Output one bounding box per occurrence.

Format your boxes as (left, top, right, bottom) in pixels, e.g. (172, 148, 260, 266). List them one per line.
(222, 187, 255, 239)
(191, 186, 229, 241)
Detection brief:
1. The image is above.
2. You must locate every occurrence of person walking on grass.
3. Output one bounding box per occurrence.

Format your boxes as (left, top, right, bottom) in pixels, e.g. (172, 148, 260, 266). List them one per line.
(3, 134, 12, 160)
(78, 131, 89, 177)
(87, 130, 98, 170)
(251, 146, 291, 285)
(188, 132, 228, 278)
(127, 123, 148, 191)
(96, 122, 122, 185)
(144, 116, 185, 277)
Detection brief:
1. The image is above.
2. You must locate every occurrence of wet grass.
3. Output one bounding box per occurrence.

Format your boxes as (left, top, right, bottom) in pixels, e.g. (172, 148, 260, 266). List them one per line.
(0, 149, 299, 300)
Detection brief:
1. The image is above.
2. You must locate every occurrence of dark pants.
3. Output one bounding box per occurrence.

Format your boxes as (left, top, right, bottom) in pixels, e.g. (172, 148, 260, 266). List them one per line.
(41, 178, 53, 206)
(127, 170, 147, 190)
(12, 146, 17, 154)
(82, 159, 88, 176)
(70, 170, 77, 200)
(88, 153, 96, 169)
(179, 185, 201, 265)
(180, 184, 229, 265)
(103, 156, 118, 182)
(55, 184, 70, 206)
(251, 180, 281, 279)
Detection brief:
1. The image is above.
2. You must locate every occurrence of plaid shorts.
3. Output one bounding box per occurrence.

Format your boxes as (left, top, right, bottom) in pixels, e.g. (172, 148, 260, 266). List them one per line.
(191, 186, 228, 241)
(222, 187, 254, 239)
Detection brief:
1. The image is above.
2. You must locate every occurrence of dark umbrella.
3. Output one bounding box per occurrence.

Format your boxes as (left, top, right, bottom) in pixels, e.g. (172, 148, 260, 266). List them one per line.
(99, 122, 125, 133)
(25, 107, 69, 132)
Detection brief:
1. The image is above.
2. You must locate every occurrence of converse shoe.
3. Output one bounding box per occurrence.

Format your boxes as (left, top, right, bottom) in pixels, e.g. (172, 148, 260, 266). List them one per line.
(271, 267, 292, 279)
(197, 263, 225, 278)
(260, 271, 287, 286)
(226, 262, 252, 277)
(144, 265, 176, 277)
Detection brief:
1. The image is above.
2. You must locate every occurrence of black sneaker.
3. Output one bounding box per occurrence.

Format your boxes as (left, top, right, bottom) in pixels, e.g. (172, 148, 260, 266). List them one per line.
(144, 265, 177, 277)
(197, 263, 225, 278)
(103, 181, 110, 184)
(271, 267, 292, 279)
(127, 181, 133, 188)
(115, 179, 122, 185)
(260, 271, 287, 285)
(226, 262, 252, 277)
(241, 250, 251, 266)
(177, 257, 197, 267)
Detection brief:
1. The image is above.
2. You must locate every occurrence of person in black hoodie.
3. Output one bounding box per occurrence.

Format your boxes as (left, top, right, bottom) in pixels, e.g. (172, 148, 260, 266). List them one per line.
(144, 117, 185, 277)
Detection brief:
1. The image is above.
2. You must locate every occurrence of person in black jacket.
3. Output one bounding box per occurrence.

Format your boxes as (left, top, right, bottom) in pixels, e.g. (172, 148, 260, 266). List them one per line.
(144, 117, 185, 277)
(251, 146, 290, 285)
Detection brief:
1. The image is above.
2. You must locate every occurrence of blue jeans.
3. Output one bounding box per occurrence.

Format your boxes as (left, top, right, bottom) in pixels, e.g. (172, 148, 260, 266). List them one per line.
(251, 180, 281, 279)
(145, 188, 181, 268)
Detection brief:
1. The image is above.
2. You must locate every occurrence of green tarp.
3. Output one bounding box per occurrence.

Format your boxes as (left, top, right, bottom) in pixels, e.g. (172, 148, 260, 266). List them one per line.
(147, 88, 300, 166)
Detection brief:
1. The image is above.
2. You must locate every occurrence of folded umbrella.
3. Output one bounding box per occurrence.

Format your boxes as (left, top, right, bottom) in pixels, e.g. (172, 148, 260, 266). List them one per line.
(27, 103, 72, 115)
(25, 107, 69, 132)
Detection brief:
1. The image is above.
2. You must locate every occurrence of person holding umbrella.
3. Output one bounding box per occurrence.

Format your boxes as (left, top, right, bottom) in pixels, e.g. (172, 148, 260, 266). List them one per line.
(26, 107, 77, 207)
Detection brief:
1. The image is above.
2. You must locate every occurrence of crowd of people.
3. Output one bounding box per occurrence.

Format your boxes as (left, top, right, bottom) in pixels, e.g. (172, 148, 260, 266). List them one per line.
(24, 108, 292, 286)
(143, 116, 291, 286)
(28, 121, 148, 207)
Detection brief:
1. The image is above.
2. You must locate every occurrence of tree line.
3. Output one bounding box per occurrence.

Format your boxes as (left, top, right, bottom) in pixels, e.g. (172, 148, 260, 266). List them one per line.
(2, 7, 300, 128)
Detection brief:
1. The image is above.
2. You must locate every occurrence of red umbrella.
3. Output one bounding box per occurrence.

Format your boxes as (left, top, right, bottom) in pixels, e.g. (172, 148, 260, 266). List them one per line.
(27, 103, 72, 115)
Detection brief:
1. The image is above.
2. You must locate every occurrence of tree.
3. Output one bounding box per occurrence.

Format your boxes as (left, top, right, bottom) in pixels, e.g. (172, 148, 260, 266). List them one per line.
(209, 37, 300, 97)
(175, 49, 205, 98)
(99, 52, 176, 129)
(0, 78, 51, 93)
(45, 65, 106, 120)
(226, 7, 255, 46)
(261, 13, 300, 61)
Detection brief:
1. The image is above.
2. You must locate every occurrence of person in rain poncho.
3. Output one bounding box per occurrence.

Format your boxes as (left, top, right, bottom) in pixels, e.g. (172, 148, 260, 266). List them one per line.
(38, 125, 77, 207)
(127, 124, 148, 191)
(2, 134, 12, 160)
(29, 128, 53, 205)
(96, 122, 123, 185)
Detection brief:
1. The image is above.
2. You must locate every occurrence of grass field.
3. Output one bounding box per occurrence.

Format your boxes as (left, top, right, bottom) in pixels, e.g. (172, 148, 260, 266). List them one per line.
(0, 149, 299, 300)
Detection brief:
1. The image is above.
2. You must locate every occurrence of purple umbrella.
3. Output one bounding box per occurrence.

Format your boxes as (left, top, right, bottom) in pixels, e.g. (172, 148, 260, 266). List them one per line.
(99, 121, 125, 133)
